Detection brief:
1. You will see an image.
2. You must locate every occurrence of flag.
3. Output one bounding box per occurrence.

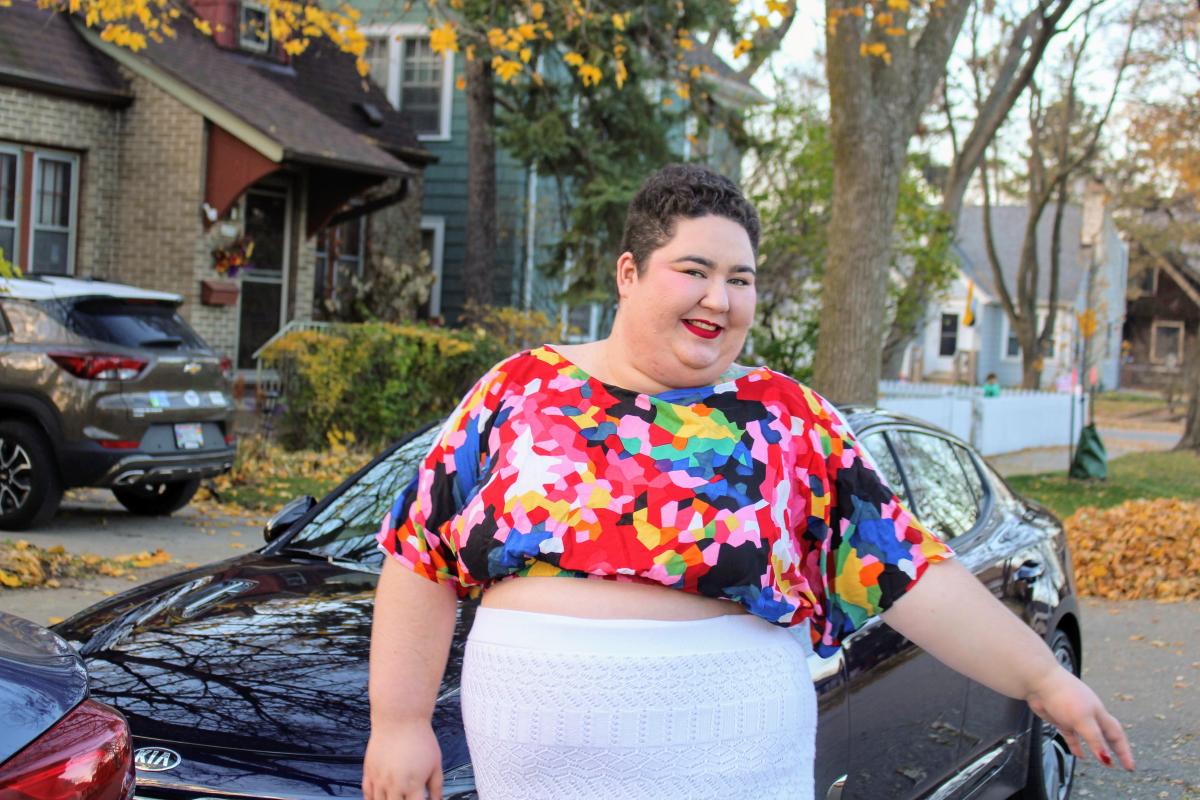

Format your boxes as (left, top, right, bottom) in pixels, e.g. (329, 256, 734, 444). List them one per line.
(962, 280, 975, 327)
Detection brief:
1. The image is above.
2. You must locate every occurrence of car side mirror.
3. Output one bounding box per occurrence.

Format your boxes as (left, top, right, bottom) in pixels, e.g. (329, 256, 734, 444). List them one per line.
(264, 495, 317, 543)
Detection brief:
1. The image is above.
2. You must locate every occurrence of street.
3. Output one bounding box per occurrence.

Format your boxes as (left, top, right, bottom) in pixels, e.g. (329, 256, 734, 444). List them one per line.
(1, 489, 1196, 799)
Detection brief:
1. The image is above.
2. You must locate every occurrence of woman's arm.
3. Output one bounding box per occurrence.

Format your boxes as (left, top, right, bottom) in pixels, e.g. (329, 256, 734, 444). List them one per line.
(880, 558, 1134, 771)
(364, 557, 460, 800)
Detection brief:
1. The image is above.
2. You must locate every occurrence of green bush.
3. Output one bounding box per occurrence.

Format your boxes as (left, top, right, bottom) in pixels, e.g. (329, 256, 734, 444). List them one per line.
(260, 322, 505, 450)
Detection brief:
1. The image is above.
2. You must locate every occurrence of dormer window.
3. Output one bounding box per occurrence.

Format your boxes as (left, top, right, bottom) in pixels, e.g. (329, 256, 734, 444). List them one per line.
(239, 0, 270, 53)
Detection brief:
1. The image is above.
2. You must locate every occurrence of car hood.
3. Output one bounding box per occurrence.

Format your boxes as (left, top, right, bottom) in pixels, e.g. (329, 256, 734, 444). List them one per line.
(54, 553, 472, 761)
(0, 612, 89, 763)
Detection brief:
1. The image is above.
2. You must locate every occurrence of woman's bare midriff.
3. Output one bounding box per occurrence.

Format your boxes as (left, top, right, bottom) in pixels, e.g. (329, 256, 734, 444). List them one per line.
(481, 576, 748, 620)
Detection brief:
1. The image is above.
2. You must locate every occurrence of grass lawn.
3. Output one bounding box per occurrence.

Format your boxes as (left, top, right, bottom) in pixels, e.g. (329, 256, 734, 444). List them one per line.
(1007, 449, 1200, 519)
(207, 474, 343, 512)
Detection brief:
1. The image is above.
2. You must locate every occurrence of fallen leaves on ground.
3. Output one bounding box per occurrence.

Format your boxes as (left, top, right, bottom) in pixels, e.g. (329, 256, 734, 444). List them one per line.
(1065, 498, 1200, 601)
(0, 540, 174, 590)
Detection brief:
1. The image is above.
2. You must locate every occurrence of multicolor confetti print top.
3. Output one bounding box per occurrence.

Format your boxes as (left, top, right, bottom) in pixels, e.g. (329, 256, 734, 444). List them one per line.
(378, 346, 953, 657)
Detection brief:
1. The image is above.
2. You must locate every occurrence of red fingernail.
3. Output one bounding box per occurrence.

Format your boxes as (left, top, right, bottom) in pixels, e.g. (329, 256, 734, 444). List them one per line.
(1099, 752, 1112, 767)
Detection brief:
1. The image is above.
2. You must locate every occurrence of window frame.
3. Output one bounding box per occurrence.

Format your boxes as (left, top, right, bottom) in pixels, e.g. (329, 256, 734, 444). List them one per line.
(1000, 311, 1059, 363)
(239, 0, 271, 53)
(1150, 319, 1185, 365)
(421, 215, 445, 318)
(28, 149, 79, 275)
(361, 24, 455, 141)
(863, 423, 993, 546)
(0, 144, 21, 266)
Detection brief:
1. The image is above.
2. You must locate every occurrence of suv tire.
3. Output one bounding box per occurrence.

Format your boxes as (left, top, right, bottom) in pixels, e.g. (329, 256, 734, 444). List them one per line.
(112, 479, 201, 516)
(0, 420, 63, 531)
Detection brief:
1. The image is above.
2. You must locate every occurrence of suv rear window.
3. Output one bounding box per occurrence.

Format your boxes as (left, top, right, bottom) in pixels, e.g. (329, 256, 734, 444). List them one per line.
(65, 299, 209, 351)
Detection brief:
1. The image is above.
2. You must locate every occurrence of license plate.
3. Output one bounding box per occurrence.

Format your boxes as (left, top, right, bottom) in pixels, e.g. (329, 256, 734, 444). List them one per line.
(174, 423, 204, 450)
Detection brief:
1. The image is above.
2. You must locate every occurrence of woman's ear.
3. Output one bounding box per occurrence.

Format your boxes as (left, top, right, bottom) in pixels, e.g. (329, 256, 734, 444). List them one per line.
(615, 251, 638, 300)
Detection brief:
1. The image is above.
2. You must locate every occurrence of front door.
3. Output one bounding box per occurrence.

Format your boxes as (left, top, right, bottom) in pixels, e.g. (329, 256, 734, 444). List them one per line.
(237, 188, 289, 369)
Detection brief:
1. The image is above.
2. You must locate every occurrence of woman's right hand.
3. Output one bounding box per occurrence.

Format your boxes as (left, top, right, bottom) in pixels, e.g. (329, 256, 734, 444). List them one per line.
(362, 719, 444, 800)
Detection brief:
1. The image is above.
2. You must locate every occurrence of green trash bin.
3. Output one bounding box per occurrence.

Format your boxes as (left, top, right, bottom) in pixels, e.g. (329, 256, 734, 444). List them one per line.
(1069, 423, 1108, 480)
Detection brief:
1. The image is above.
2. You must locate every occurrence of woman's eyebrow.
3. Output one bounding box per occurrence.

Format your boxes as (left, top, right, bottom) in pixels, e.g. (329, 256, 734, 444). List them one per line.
(672, 255, 757, 274)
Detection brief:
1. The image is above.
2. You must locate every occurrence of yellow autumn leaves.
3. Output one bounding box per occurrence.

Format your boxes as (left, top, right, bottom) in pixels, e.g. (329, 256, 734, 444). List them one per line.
(1065, 498, 1200, 601)
(0, 539, 173, 590)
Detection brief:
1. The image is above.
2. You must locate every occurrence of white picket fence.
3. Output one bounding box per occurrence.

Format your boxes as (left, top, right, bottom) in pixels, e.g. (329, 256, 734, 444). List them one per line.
(877, 381, 1089, 456)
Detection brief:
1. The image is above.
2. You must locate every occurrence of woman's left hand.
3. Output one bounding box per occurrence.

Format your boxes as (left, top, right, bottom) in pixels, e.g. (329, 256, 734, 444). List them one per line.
(1025, 666, 1135, 771)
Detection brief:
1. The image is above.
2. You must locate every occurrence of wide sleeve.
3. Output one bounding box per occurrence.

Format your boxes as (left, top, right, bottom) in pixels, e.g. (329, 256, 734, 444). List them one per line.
(376, 359, 512, 598)
(806, 396, 955, 657)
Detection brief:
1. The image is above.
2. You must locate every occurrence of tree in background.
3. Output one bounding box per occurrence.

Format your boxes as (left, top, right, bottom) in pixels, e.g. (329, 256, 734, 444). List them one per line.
(977, 1, 1139, 389)
(747, 83, 955, 380)
(1106, 0, 1200, 449)
(881, 0, 1081, 378)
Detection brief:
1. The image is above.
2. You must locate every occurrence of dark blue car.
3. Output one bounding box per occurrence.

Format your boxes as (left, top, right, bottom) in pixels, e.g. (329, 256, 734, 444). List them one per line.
(51, 410, 1082, 800)
(0, 611, 135, 798)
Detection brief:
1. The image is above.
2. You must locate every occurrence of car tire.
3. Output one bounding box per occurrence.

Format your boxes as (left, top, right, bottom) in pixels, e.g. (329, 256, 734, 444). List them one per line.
(112, 478, 201, 516)
(0, 420, 63, 531)
(1020, 629, 1078, 800)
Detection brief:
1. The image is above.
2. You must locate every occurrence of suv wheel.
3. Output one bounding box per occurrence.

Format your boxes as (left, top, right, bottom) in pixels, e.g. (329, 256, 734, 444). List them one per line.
(112, 479, 201, 516)
(0, 421, 63, 531)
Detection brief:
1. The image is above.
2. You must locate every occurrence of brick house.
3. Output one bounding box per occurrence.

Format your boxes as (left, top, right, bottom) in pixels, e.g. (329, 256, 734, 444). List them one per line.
(0, 0, 434, 371)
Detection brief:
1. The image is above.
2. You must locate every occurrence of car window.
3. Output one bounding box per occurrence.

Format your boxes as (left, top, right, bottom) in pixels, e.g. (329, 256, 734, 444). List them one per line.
(2, 300, 54, 342)
(890, 431, 982, 541)
(861, 432, 910, 506)
(63, 298, 208, 350)
(952, 443, 987, 511)
(282, 424, 443, 565)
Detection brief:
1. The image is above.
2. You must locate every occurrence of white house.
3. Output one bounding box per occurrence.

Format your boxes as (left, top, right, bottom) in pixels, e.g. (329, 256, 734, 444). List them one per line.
(904, 185, 1127, 390)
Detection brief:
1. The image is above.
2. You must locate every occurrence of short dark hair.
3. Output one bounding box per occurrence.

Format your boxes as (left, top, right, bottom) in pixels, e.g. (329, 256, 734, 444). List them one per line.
(620, 164, 760, 273)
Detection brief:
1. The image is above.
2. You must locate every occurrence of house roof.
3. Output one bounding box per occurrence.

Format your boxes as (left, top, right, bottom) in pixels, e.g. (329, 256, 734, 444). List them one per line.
(686, 48, 769, 106)
(240, 36, 435, 166)
(79, 19, 425, 177)
(0, 1, 131, 105)
(956, 205, 1087, 306)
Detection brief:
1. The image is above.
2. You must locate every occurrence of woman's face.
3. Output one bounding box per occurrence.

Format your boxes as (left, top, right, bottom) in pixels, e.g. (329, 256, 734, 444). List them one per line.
(614, 214, 757, 388)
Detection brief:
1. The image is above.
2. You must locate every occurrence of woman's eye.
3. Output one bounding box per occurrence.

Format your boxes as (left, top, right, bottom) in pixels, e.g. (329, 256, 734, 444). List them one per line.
(686, 269, 706, 278)
(729, 278, 752, 286)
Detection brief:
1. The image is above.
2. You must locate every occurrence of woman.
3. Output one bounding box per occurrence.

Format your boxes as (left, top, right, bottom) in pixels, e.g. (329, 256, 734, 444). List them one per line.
(364, 165, 1132, 800)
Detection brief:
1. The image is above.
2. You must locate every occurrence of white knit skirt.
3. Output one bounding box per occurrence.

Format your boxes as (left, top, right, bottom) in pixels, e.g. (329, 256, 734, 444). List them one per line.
(460, 607, 817, 800)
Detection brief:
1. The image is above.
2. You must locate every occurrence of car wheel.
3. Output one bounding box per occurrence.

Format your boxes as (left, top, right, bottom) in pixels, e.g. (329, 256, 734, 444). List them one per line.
(0, 420, 63, 531)
(1021, 629, 1078, 800)
(112, 478, 201, 516)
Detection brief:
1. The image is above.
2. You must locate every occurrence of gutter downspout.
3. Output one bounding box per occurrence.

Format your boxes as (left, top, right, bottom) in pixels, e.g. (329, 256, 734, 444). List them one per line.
(523, 165, 538, 310)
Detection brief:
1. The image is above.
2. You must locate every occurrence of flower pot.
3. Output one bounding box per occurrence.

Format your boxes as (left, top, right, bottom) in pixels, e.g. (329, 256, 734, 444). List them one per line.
(201, 279, 240, 306)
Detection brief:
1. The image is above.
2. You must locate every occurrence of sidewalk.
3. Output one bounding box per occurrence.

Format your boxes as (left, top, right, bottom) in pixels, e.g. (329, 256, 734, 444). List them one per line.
(987, 425, 1182, 477)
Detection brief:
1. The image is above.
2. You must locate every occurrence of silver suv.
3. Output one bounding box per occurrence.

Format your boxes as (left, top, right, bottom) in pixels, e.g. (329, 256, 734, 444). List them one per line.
(0, 276, 236, 530)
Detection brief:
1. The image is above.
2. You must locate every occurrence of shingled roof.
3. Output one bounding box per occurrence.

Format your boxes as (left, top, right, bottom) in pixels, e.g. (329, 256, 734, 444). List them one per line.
(0, 1, 130, 105)
(956, 205, 1088, 305)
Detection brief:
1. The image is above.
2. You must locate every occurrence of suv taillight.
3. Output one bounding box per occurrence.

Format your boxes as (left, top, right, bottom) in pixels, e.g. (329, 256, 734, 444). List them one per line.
(50, 353, 148, 381)
(219, 356, 234, 381)
(0, 698, 135, 800)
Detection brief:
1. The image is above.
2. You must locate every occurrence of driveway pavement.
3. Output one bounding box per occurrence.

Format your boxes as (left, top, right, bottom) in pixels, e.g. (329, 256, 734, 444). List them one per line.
(0, 487, 267, 624)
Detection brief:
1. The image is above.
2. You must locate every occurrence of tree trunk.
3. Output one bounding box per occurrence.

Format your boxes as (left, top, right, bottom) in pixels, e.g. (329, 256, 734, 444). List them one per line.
(464, 56, 496, 309)
(1176, 338, 1200, 451)
(812, 120, 906, 404)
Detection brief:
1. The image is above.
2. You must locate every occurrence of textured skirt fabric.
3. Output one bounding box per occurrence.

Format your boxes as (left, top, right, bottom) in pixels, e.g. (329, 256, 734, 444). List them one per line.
(460, 607, 817, 800)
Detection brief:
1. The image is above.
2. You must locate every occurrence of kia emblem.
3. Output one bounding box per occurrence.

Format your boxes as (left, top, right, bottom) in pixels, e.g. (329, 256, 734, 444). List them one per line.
(134, 746, 182, 772)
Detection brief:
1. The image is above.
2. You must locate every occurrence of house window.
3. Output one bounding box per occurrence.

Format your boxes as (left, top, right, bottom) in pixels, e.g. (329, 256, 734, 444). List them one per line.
(1005, 324, 1021, 359)
(314, 216, 367, 307)
(1002, 314, 1057, 361)
(939, 313, 958, 357)
(239, 0, 270, 52)
(419, 215, 444, 320)
(29, 152, 78, 274)
(1151, 320, 1185, 366)
(0, 149, 18, 264)
(364, 27, 454, 140)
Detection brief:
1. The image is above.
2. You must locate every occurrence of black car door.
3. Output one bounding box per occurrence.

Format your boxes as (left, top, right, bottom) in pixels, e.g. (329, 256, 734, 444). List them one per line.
(835, 430, 971, 800)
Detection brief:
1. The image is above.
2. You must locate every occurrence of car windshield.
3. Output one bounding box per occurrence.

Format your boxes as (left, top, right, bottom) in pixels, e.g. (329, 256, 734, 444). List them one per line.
(281, 424, 443, 567)
(65, 298, 209, 350)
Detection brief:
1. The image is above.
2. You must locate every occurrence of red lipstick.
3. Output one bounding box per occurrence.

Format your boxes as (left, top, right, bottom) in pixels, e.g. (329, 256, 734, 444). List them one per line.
(682, 319, 722, 340)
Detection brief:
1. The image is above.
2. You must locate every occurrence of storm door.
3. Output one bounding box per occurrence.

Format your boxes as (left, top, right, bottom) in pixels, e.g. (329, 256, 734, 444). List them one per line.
(237, 187, 290, 369)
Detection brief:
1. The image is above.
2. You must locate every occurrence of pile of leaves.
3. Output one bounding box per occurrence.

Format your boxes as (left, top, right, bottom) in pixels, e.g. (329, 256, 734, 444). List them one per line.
(1064, 498, 1200, 601)
(197, 429, 372, 512)
(0, 540, 172, 590)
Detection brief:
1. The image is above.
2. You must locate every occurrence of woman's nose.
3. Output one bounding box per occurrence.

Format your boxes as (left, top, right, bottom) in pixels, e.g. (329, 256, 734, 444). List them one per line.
(701, 280, 730, 312)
